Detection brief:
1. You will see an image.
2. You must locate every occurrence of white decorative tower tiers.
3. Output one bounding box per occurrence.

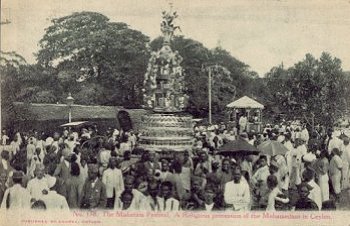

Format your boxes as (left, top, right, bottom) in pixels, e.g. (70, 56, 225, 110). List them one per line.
(139, 7, 193, 152)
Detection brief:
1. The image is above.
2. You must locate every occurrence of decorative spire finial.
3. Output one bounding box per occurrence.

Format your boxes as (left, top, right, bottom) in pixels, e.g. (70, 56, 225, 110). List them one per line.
(160, 2, 180, 46)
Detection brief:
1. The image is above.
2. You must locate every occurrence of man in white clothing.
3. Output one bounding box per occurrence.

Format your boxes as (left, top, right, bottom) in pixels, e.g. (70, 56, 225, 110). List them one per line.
(284, 133, 294, 177)
(224, 166, 250, 211)
(239, 115, 248, 133)
(102, 157, 124, 208)
(300, 125, 309, 143)
(157, 181, 181, 211)
(1, 171, 31, 209)
(340, 137, 350, 190)
(26, 164, 50, 201)
(40, 176, 69, 210)
(114, 175, 148, 210)
(251, 156, 270, 208)
(1, 129, 9, 146)
(302, 168, 322, 210)
(328, 132, 342, 156)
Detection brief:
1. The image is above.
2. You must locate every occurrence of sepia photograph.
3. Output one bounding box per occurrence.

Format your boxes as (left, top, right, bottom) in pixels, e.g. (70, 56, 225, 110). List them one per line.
(1, 0, 350, 225)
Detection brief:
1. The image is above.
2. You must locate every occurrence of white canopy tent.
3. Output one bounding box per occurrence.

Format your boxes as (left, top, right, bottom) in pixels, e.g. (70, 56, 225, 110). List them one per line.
(226, 96, 264, 109)
(226, 96, 264, 132)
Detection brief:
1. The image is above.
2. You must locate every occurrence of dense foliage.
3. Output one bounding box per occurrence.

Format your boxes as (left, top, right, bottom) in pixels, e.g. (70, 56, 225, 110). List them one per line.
(1, 11, 350, 127)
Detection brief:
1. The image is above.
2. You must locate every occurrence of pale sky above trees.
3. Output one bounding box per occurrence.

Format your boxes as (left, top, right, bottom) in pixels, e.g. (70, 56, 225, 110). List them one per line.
(2, 0, 350, 75)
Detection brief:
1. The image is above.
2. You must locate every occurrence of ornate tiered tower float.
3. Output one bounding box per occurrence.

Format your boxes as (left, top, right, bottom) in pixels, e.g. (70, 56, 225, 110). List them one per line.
(139, 8, 193, 152)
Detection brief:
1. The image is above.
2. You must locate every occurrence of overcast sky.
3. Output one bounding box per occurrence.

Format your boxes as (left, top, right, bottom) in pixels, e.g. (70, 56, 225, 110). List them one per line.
(2, 0, 350, 75)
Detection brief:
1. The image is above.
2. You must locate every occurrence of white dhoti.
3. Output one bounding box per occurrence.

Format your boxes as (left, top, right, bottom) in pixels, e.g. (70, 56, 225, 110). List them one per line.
(318, 174, 329, 202)
(331, 173, 342, 194)
(342, 164, 349, 190)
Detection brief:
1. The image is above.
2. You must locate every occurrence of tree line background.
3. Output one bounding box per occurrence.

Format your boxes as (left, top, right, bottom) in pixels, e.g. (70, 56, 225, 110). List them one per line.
(1, 12, 350, 128)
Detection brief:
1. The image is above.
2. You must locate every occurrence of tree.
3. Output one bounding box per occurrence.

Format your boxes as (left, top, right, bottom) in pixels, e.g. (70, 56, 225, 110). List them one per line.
(265, 52, 347, 128)
(0, 52, 39, 128)
(36, 11, 150, 106)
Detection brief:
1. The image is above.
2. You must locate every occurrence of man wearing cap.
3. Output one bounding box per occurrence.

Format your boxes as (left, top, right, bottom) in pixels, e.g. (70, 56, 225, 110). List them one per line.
(40, 176, 69, 210)
(26, 164, 50, 201)
(80, 164, 107, 209)
(1, 171, 31, 209)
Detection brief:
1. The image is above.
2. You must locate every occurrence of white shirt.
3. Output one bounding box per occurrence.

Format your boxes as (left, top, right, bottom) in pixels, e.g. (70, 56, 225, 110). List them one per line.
(251, 165, 270, 186)
(26, 143, 36, 160)
(205, 203, 214, 211)
(1, 184, 31, 209)
(27, 177, 49, 200)
(328, 137, 342, 155)
(102, 168, 124, 198)
(1, 159, 8, 170)
(300, 128, 309, 142)
(284, 141, 293, 152)
(266, 187, 280, 211)
(308, 180, 322, 210)
(239, 117, 247, 128)
(129, 135, 137, 148)
(28, 154, 44, 178)
(224, 178, 251, 211)
(342, 144, 350, 165)
(248, 139, 255, 146)
(157, 197, 181, 211)
(119, 142, 131, 156)
(40, 190, 69, 210)
(296, 145, 307, 162)
(9, 141, 20, 156)
(115, 189, 148, 210)
(1, 135, 9, 145)
(284, 141, 294, 176)
(65, 140, 76, 153)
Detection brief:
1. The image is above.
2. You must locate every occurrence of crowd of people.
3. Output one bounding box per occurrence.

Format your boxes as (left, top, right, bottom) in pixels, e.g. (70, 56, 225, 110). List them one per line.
(0, 121, 349, 212)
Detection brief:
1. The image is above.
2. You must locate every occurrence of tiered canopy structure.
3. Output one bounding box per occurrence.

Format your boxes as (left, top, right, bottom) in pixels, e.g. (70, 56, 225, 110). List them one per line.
(139, 7, 193, 152)
(143, 9, 188, 112)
